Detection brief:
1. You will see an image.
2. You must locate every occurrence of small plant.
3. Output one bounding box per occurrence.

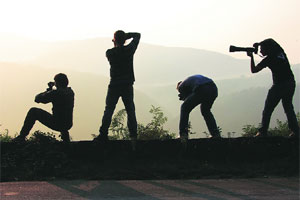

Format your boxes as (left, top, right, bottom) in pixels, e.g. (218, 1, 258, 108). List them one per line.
(242, 112, 300, 137)
(0, 129, 13, 142)
(95, 105, 176, 140)
(28, 130, 58, 143)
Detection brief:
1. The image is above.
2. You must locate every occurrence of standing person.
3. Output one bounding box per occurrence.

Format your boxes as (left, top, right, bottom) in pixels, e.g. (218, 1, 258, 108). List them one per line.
(247, 38, 299, 138)
(177, 74, 221, 142)
(94, 30, 141, 144)
(13, 73, 74, 143)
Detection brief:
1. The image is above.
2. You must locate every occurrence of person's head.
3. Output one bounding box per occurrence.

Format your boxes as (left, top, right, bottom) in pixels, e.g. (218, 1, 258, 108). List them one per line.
(176, 81, 182, 91)
(54, 73, 69, 88)
(113, 30, 126, 47)
(259, 38, 284, 56)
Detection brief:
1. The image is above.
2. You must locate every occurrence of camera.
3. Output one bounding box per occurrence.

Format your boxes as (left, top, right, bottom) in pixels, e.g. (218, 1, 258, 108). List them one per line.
(178, 93, 188, 101)
(229, 43, 259, 54)
(47, 82, 55, 91)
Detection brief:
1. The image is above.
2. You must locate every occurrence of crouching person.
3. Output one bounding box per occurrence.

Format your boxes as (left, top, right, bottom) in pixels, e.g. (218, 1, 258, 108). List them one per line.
(13, 73, 74, 143)
(177, 74, 221, 143)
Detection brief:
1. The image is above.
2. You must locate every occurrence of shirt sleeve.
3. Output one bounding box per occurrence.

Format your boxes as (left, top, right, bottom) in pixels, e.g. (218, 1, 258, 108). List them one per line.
(35, 90, 55, 104)
(178, 80, 192, 96)
(127, 33, 141, 52)
(256, 57, 269, 69)
(106, 49, 112, 60)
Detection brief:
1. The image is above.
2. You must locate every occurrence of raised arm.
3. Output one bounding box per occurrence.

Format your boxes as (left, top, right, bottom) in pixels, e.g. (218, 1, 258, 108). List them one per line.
(126, 32, 141, 46)
(35, 90, 54, 104)
(247, 52, 265, 73)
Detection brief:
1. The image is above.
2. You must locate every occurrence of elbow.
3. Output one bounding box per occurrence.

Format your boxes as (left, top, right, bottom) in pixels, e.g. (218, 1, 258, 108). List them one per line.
(136, 33, 141, 39)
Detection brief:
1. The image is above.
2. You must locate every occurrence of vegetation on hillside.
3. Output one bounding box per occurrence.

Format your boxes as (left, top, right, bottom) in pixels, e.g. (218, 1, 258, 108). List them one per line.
(1, 110, 299, 142)
(242, 112, 300, 137)
(92, 105, 176, 140)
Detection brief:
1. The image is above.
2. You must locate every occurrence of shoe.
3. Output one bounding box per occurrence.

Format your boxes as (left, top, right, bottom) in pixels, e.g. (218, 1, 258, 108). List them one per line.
(12, 135, 26, 143)
(289, 132, 299, 138)
(254, 132, 267, 137)
(179, 134, 188, 150)
(93, 134, 108, 143)
(209, 134, 221, 139)
(60, 131, 70, 143)
(180, 134, 188, 143)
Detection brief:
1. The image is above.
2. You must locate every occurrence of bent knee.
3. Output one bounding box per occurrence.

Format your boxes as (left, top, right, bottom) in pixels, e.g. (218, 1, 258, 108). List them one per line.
(181, 103, 193, 113)
(201, 109, 212, 117)
(28, 107, 41, 114)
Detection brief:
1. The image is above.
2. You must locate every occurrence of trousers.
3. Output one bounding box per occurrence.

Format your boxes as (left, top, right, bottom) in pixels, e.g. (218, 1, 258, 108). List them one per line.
(99, 84, 137, 138)
(179, 82, 219, 137)
(259, 80, 299, 134)
(20, 107, 71, 137)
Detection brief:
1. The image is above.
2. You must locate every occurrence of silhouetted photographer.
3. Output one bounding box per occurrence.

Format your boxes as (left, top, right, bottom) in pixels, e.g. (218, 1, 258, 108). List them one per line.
(232, 38, 299, 138)
(94, 30, 141, 147)
(13, 73, 75, 143)
(177, 74, 221, 143)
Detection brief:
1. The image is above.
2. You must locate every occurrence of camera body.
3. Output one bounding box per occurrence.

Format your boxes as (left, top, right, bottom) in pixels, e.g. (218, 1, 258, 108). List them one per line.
(178, 92, 189, 101)
(229, 43, 259, 54)
(47, 82, 55, 91)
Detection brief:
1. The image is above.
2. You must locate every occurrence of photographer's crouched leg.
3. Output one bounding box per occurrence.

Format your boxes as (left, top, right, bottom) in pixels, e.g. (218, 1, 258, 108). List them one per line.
(60, 131, 70, 143)
(13, 107, 57, 142)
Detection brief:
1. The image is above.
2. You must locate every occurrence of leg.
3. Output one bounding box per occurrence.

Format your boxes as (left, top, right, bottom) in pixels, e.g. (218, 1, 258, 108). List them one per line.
(60, 131, 70, 143)
(201, 101, 219, 137)
(19, 107, 56, 138)
(121, 85, 137, 139)
(281, 82, 299, 135)
(179, 93, 201, 137)
(259, 85, 281, 135)
(200, 84, 219, 137)
(99, 86, 120, 138)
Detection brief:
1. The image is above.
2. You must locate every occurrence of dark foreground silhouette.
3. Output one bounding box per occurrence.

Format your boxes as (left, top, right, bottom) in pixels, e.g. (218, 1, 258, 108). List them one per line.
(13, 73, 74, 143)
(1, 137, 298, 182)
(230, 38, 299, 138)
(94, 31, 141, 143)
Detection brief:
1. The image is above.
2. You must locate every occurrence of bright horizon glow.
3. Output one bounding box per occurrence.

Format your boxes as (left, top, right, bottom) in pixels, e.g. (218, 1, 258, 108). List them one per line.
(0, 0, 300, 63)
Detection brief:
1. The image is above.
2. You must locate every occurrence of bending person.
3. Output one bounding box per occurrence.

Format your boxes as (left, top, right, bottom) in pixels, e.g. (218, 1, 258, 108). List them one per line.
(247, 38, 299, 138)
(13, 73, 74, 142)
(177, 74, 221, 142)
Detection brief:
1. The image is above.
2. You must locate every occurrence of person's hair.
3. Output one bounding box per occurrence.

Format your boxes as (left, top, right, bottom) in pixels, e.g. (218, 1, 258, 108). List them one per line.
(114, 30, 126, 46)
(259, 38, 285, 56)
(54, 73, 69, 88)
(176, 81, 182, 90)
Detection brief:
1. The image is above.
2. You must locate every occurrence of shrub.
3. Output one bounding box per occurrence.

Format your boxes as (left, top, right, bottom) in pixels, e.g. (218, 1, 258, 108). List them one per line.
(95, 105, 176, 140)
(242, 112, 300, 137)
(0, 129, 13, 142)
(28, 130, 58, 143)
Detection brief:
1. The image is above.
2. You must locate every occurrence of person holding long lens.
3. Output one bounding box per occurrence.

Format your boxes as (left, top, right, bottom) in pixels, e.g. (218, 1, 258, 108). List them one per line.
(247, 38, 299, 138)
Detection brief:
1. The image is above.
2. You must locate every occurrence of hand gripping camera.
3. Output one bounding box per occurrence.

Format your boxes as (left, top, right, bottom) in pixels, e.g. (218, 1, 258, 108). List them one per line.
(47, 81, 55, 91)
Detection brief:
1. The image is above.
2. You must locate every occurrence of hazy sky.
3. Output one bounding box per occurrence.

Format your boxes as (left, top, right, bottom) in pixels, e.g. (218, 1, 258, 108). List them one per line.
(0, 0, 299, 63)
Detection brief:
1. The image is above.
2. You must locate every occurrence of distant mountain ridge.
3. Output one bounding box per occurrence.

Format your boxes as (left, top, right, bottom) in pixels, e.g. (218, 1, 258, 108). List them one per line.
(30, 39, 253, 84)
(2, 35, 298, 84)
(1, 35, 260, 82)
